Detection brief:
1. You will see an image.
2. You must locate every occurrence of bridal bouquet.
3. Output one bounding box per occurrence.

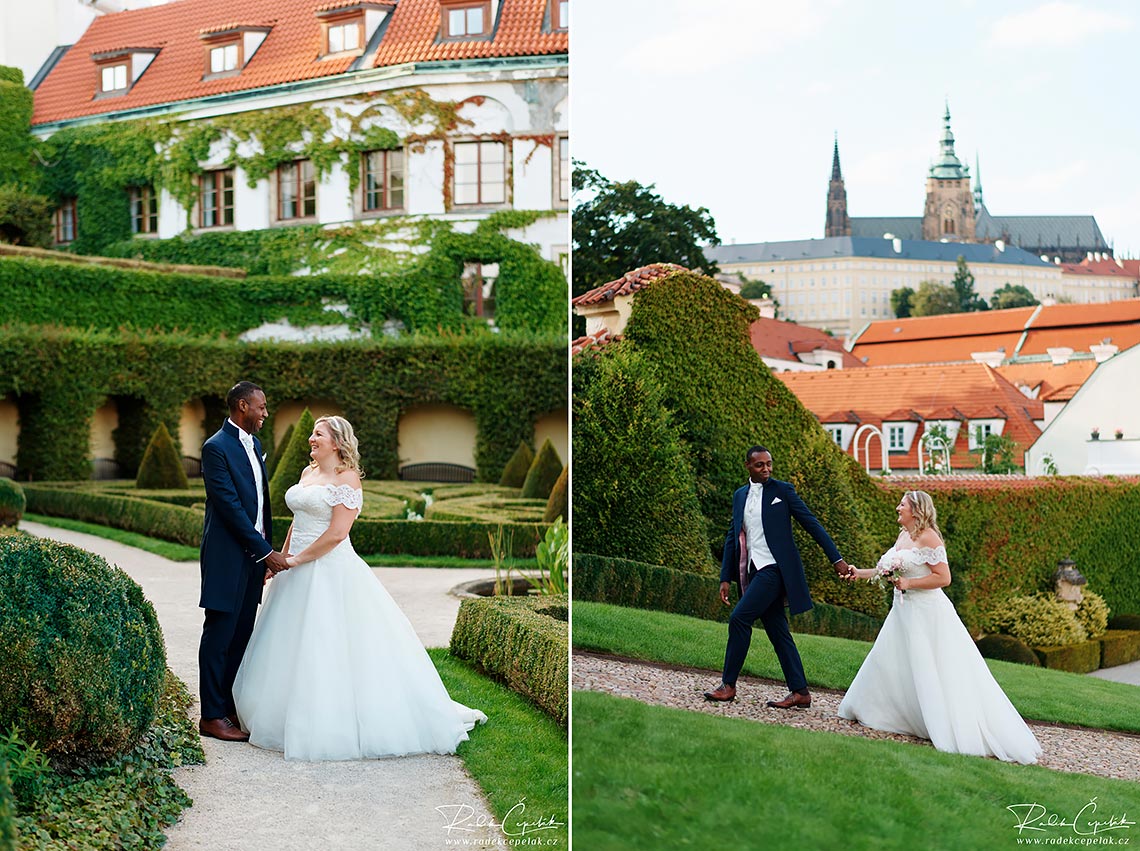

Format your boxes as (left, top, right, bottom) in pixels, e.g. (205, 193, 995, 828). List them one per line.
(871, 554, 907, 593)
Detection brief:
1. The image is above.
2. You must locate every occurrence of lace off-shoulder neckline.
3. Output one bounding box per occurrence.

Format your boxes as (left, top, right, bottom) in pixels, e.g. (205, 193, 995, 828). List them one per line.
(320, 483, 363, 509)
(900, 544, 947, 565)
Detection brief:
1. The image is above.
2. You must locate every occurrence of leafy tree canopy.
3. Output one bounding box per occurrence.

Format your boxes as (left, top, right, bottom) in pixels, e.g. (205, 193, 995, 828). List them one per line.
(990, 283, 1039, 310)
(910, 280, 962, 317)
(890, 286, 915, 318)
(952, 255, 988, 312)
(738, 276, 772, 300)
(571, 162, 720, 304)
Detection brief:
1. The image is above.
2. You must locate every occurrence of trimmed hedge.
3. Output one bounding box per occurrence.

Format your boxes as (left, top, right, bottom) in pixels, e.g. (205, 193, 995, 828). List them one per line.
(449, 594, 568, 725)
(520, 439, 562, 500)
(0, 326, 565, 483)
(1109, 614, 1140, 631)
(573, 552, 884, 642)
(424, 493, 546, 524)
(135, 422, 189, 490)
(0, 537, 167, 768)
(543, 466, 567, 523)
(23, 483, 547, 557)
(975, 634, 1041, 667)
(1100, 630, 1140, 668)
(269, 408, 315, 519)
(0, 479, 24, 527)
(499, 440, 534, 488)
(1033, 640, 1102, 673)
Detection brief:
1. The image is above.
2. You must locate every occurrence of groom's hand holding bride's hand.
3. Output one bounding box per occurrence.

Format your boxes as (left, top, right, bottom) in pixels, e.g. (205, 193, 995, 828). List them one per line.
(265, 550, 290, 575)
(833, 558, 854, 579)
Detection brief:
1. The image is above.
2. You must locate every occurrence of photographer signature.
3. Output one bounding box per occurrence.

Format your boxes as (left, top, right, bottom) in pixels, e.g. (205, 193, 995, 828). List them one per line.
(436, 798, 566, 837)
(1008, 798, 1135, 836)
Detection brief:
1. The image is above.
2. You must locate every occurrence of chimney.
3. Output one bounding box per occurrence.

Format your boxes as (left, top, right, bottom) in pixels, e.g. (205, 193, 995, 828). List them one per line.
(1090, 343, 1119, 363)
(892, 238, 902, 254)
(995, 239, 1005, 252)
(1047, 347, 1073, 365)
(971, 351, 1005, 367)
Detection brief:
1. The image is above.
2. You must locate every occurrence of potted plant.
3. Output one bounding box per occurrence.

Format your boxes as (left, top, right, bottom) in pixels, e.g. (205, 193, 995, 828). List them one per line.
(1091, 427, 1100, 440)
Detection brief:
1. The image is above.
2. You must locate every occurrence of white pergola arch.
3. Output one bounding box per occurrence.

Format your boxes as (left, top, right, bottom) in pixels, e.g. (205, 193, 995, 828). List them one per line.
(918, 432, 952, 475)
(853, 423, 889, 474)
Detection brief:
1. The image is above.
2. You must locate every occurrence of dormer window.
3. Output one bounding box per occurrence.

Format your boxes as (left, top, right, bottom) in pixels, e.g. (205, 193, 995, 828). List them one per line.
(316, 3, 393, 58)
(552, 0, 567, 30)
(92, 48, 159, 98)
(199, 25, 271, 79)
(101, 63, 128, 93)
(441, 0, 493, 39)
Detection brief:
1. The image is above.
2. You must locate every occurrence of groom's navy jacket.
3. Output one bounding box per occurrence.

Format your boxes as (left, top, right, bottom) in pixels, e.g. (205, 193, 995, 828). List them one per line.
(719, 478, 842, 616)
(199, 420, 273, 612)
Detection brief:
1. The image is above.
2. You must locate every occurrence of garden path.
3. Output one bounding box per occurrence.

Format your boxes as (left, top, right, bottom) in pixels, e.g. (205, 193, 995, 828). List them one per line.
(23, 521, 502, 851)
(573, 651, 1140, 783)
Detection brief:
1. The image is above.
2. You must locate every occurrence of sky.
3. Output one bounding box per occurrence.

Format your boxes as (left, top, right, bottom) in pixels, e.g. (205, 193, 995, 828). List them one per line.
(571, 0, 1140, 258)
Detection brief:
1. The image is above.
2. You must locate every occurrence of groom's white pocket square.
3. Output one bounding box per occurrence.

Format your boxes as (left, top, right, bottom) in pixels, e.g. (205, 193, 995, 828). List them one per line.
(771, 497, 782, 505)
(262, 453, 267, 462)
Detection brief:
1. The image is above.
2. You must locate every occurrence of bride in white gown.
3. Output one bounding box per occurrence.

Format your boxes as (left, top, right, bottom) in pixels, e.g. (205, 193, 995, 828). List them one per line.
(837, 490, 1041, 765)
(233, 415, 486, 761)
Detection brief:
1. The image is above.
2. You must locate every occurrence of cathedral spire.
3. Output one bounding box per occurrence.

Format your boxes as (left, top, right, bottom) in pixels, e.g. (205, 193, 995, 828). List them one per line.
(825, 132, 851, 237)
(929, 101, 967, 180)
(973, 152, 984, 210)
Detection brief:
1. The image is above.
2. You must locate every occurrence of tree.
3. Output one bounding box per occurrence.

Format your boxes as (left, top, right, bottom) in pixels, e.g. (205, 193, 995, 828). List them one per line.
(971, 429, 1021, 474)
(738, 276, 771, 300)
(911, 280, 961, 316)
(571, 162, 720, 306)
(890, 286, 915, 318)
(990, 283, 1039, 310)
(952, 255, 987, 312)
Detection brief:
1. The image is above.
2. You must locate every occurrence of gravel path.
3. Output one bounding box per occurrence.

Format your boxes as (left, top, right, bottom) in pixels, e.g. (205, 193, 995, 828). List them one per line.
(24, 522, 503, 851)
(573, 651, 1140, 783)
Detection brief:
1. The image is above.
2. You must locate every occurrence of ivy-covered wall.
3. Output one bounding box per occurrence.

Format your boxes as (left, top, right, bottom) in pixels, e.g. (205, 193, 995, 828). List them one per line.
(2, 213, 566, 336)
(0, 327, 566, 483)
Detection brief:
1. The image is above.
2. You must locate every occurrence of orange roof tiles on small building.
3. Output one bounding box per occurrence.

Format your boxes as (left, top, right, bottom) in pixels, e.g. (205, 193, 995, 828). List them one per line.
(777, 363, 1043, 471)
(995, 360, 1097, 400)
(570, 327, 618, 357)
(749, 316, 865, 369)
(571, 264, 687, 307)
(32, 0, 567, 127)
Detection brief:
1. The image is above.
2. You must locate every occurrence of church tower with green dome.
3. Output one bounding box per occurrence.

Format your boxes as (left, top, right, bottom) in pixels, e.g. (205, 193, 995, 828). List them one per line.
(921, 103, 976, 242)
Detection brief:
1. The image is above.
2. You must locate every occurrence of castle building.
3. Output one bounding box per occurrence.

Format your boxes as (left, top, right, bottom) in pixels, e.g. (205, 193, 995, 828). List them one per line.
(827, 105, 1111, 264)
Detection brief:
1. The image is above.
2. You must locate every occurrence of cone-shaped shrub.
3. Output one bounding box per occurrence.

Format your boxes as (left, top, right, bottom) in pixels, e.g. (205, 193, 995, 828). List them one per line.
(135, 422, 189, 490)
(499, 440, 534, 487)
(543, 465, 567, 522)
(0, 537, 166, 768)
(521, 438, 562, 500)
(268, 423, 294, 479)
(0, 478, 25, 527)
(269, 409, 315, 518)
(573, 345, 713, 573)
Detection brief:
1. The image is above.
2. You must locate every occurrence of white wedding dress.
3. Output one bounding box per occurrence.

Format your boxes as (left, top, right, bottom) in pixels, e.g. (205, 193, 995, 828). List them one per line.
(837, 545, 1041, 764)
(233, 482, 486, 761)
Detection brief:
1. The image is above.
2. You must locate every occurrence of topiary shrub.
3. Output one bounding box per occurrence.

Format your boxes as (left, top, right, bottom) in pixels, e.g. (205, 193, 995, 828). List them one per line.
(499, 440, 534, 488)
(979, 594, 1087, 648)
(543, 465, 567, 522)
(573, 346, 714, 573)
(269, 408, 315, 518)
(0, 537, 166, 768)
(1075, 590, 1110, 639)
(521, 438, 562, 500)
(976, 634, 1042, 667)
(1108, 613, 1140, 631)
(135, 422, 189, 490)
(0, 479, 25, 527)
(267, 422, 294, 479)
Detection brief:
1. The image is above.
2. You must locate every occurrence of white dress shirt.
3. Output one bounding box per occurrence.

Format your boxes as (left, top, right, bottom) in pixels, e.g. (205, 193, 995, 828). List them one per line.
(743, 481, 776, 571)
(228, 418, 265, 539)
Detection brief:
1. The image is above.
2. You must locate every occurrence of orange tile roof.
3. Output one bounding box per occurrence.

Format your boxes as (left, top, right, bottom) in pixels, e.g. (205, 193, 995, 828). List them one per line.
(32, 0, 566, 127)
(853, 307, 1037, 345)
(851, 333, 1026, 366)
(995, 360, 1097, 399)
(1061, 258, 1140, 278)
(570, 327, 617, 356)
(749, 316, 865, 368)
(571, 264, 688, 307)
(778, 363, 1043, 470)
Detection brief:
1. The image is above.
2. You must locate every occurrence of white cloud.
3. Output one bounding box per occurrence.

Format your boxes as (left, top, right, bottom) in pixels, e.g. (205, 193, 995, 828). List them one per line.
(622, 0, 827, 74)
(987, 1, 1132, 48)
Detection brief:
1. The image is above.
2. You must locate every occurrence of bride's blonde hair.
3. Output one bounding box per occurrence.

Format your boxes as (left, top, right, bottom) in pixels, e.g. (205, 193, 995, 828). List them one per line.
(312, 415, 365, 478)
(904, 490, 941, 539)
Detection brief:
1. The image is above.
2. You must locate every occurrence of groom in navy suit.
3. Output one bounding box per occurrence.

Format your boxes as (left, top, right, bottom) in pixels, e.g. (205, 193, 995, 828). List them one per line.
(198, 381, 290, 741)
(705, 446, 852, 708)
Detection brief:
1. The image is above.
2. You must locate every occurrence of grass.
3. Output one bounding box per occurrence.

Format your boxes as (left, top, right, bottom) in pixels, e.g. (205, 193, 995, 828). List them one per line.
(573, 691, 1139, 851)
(431, 650, 568, 847)
(24, 514, 534, 569)
(573, 601, 1140, 732)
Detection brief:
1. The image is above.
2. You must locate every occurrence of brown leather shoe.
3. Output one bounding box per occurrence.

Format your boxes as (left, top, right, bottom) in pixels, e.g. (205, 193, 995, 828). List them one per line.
(227, 714, 241, 729)
(767, 691, 811, 709)
(199, 717, 250, 742)
(703, 683, 737, 702)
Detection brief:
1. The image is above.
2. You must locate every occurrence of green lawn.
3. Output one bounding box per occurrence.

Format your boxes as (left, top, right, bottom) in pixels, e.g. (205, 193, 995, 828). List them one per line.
(573, 601, 1140, 732)
(432, 650, 568, 847)
(573, 691, 1138, 851)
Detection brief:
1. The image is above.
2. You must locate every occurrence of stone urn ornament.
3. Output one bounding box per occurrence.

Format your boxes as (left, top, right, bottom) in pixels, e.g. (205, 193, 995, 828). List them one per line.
(1053, 559, 1086, 612)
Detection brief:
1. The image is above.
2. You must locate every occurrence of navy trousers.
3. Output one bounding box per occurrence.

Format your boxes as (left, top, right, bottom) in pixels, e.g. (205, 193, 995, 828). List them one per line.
(721, 564, 808, 692)
(198, 563, 263, 720)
